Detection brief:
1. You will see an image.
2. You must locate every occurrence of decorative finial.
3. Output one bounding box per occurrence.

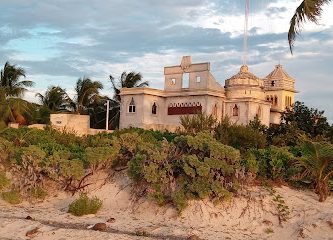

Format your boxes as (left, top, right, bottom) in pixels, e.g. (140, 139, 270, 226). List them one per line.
(240, 65, 249, 73)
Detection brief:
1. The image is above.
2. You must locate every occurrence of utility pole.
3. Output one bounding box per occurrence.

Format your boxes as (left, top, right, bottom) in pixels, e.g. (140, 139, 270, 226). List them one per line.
(105, 100, 110, 131)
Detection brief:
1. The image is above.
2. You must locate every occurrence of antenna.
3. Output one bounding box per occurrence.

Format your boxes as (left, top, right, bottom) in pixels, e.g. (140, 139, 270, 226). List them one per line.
(243, 0, 250, 66)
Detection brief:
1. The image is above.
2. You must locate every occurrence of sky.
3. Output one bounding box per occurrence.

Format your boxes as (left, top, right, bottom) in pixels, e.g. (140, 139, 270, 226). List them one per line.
(1, 0, 333, 122)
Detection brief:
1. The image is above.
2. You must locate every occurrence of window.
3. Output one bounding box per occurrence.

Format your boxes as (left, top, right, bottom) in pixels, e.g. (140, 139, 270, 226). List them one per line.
(232, 105, 239, 117)
(274, 96, 278, 106)
(257, 106, 262, 119)
(170, 78, 176, 85)
(128, 97, 136, 113)
(196, 76, 201, 83)
(271, 81, 275, 86)
(183, 73, 189, 88)
(152, 102, 157, 115)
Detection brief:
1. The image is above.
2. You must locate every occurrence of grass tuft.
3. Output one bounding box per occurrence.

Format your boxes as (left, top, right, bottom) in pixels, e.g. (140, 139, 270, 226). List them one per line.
(1, 189, 22, 204)
(68, 194, 102, 216)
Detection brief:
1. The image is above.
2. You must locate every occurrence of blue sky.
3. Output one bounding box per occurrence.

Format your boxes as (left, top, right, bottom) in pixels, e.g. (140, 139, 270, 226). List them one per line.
(1, 0, 333, 122)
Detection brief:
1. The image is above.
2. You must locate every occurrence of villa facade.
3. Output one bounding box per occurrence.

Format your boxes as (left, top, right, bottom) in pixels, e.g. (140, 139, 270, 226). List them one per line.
(119, 56, 297, 131)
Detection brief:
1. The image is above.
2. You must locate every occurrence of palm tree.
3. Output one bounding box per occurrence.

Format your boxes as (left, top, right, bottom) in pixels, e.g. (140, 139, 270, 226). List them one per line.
(73, 77, 103, 114)
(110, 71, 148, 102)
(288, 0, 332, 53)
(109, 71, 148, 128)
(36, 86, 71, 112)
(0, 62, 34, 97)
(0, 62, 34, 126)
(297, 141, 333, 202)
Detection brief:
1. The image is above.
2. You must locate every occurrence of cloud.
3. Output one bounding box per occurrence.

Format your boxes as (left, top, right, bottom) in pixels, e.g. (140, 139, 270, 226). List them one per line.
(0, 0, 333, 123)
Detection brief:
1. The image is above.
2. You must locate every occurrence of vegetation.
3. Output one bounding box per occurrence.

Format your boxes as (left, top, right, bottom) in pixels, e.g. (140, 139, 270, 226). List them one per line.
(0, 171, 10, 191)
(68, 194, 102, 216)
(0, 99, 332, 209)
(296, 141, 333, 202)
(0, 62, 35, 127)
(36, 86, 71, 112)
(1, 189, 22, 204)
(289, 0, 332, 53)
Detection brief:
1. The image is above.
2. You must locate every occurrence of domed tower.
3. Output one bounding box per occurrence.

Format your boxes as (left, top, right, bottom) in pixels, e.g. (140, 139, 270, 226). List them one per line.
(264, 64, 297, 124)
(225, 65, 265, 99)
(224, 65, 271, 126)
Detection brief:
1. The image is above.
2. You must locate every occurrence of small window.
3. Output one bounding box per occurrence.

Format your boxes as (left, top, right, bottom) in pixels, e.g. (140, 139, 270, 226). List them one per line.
(271, 81, 275, 86)
(152, 102, 157, 115)
(196, 76, 201, 83)
(258, 106, 262, 119)
(170, 78, 176, 85)
(274, 96, 278, 106)
(232, 105, 239, 117)
(129, 97, 136, 113)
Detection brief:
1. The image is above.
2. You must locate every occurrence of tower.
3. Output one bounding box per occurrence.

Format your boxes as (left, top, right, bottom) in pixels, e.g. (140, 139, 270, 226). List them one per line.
(264, 64, 297, 124)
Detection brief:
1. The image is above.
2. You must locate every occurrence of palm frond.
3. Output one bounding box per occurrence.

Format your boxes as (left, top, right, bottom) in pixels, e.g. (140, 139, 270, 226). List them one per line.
(288, 0, 332, 53)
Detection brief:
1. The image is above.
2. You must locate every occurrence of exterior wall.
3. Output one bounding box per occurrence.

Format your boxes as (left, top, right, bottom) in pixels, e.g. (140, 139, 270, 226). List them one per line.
(119, 94, 145, 129)
(225, 100, 270, 126)
(50, 114, 90, 135)
(265, 90, 295, 124)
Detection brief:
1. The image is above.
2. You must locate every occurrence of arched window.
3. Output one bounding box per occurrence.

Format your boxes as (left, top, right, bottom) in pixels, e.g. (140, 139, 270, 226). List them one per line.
(257, 106, 262, 119)
(233, 105, 239, 117)
(128, 97, 136, 113)
(274, 96, 278, 106)
(152, 102, 157, 115)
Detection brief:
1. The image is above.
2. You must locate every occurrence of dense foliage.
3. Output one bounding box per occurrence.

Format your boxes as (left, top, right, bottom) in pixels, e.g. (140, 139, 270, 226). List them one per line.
(0, 100, 332, 207)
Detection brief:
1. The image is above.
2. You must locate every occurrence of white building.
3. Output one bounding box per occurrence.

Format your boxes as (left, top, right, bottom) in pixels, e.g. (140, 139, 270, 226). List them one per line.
(119, 56, 296, 131)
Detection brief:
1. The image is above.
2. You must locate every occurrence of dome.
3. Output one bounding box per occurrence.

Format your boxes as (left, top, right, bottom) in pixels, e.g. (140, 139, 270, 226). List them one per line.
(225, 65, 263, 88)
(264, 64, 296, 91)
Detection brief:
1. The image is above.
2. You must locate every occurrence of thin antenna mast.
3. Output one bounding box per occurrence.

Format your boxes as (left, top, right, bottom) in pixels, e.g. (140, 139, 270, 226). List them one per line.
(243, 0, 250, 65)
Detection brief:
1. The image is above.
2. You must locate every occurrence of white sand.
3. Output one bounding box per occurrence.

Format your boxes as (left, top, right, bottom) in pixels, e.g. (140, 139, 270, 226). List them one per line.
(1, 173, 333, 240)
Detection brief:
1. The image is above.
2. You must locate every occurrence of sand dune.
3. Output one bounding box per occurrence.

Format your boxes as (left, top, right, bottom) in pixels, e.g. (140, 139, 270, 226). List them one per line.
(1, 174, 333, 240)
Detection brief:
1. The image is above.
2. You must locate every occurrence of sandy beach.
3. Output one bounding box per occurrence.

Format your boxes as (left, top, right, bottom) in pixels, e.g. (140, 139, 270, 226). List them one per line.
(1, 173, 333, 240)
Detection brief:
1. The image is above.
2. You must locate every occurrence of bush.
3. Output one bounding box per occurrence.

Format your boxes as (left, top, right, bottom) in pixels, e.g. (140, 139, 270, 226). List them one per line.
(215, 117, 267, 152)
(127, 131, 241, 212)
(180, 113, 217, 135)
(0, 171, 10, 191)
(28, 186, 48, 200)
(68, 194, 102, 216)
(247, 146, 294, 180)
(1, 189, 22, 204)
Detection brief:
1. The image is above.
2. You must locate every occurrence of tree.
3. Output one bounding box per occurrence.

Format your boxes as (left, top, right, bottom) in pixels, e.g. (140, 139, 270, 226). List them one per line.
(297, 141, 333, 202)
(288, 0, 332, 53)
(281, 101, 330, 138)
(109, 71, 148, 128)
(0, 62, 34, 126)
(73, 77, 103, 114)
(0, 62, 34, 97)
(36, 86, 71, 112)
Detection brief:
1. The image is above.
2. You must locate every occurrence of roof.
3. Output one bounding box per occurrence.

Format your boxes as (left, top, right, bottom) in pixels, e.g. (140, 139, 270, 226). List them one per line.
(265, 64, 295, 83)
(227, 65, 260, 81)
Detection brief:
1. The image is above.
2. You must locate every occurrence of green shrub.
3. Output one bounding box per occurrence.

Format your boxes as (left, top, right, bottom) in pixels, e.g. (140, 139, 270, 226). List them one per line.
(248, 146, 293, 180)
(0, 171, 10, 191)
(68, 194, 102, 216)
(215, 117, 267, 152)
(127, 132, 241, 212)
(28, 186, 48, 200)
(1, 189, 22, 204)
(180, 113, 217, 135)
